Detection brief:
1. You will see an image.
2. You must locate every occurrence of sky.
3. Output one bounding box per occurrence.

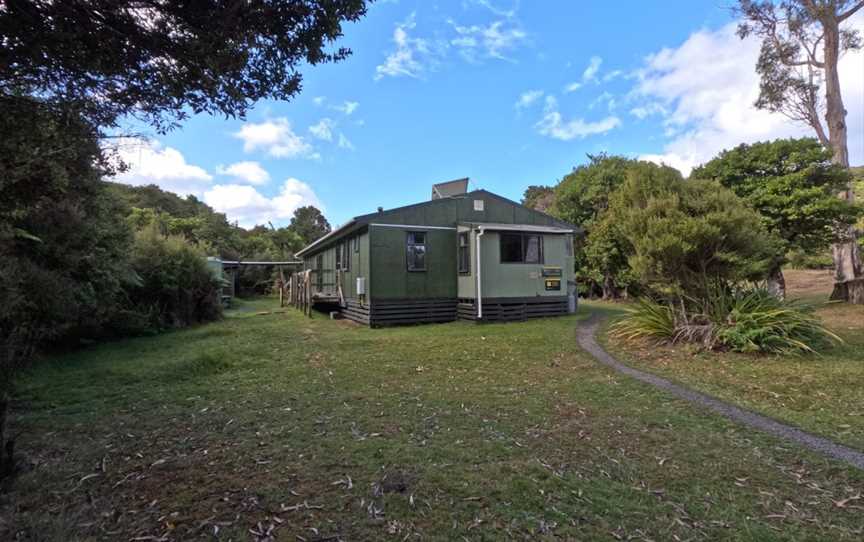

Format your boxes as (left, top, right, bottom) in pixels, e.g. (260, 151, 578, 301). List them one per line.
(111, 0, 864, 228)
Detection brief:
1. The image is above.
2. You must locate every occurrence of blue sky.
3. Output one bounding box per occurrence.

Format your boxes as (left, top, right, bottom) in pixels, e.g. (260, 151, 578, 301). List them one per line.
(113, 0, 864, 228)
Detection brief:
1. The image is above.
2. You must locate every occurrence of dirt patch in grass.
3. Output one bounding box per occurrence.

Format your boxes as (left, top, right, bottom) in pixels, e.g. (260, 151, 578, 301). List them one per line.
(784, 269, 835, 302)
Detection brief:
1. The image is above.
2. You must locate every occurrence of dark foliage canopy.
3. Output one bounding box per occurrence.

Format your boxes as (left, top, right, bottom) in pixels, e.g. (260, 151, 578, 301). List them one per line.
(291, 205, 331, 245)
(692, 138, 861, 254)
(0, 0, 368, 131)
(521, 185, 555, 212)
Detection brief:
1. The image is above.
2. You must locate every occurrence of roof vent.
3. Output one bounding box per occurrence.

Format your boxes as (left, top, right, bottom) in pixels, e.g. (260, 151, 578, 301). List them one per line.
(431, 177, 469, 200)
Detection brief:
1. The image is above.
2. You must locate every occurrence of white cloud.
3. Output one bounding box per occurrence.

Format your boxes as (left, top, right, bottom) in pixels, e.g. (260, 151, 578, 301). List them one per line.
(308, 118, 335, 141)
(332, 101, 359, 115)
(471, 0, 517, 19)
(564, 81, 582, 93)
(632, 17, 864, 175)
(535, 96, 621, 141)
(216, 161, 270, 185)
(234, 118, 315, 159)
(582, 56, 602, 82)
(203, 178, 323, 228)
(338, 133, 355, 150)
(629, 102, 668, 120)
(375, 10, 527, 79)
(515, 89, 543, 109)
(375, 14, 442, 80)
(602, 69, 624, 83)
(313, 96, 326, 106)
(589, 91, 617, 111)
(110, 137, 212, 196)
(450, 19, 526, 62)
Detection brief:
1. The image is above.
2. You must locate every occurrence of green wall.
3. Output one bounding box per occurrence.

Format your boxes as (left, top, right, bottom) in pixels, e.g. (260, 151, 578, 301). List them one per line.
(364, 191, 564, 229)
(457, 230, 574, 299)
(369, 226, 457, 300)
(304, 229, 369, 300)
(479, 232, 574, 298)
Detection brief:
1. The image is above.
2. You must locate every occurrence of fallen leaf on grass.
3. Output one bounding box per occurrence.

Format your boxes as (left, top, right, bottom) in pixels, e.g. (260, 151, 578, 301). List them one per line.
(833, 494, 862, 508)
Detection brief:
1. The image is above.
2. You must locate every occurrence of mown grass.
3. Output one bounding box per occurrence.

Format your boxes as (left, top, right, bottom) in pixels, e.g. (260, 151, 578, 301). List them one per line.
(605, 269, 864, 450)
(1, 295, 863, 540)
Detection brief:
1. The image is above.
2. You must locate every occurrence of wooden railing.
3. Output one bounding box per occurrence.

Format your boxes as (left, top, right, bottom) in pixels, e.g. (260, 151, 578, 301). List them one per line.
(288, 270, 313, 317)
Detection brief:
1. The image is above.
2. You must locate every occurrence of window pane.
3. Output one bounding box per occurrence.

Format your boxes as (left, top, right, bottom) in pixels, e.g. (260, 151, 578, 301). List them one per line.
(409, 232, 425, 245)
(500, 233, 523, 263)
(408, 245, 426, 271)
(524, 235, 541, 263)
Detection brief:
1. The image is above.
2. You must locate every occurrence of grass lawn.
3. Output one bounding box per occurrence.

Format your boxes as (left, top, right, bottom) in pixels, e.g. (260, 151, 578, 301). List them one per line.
(605, 269, 864, 451)
(2, 295, 863, 540)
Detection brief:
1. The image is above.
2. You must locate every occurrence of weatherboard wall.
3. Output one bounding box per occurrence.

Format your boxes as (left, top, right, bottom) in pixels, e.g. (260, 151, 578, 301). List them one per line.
(303, 229, 370, 300)
(369, 225, 457, 300)
(477, 231, 574, 298)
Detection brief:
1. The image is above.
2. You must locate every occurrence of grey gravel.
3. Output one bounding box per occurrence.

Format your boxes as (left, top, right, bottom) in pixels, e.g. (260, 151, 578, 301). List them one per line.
(576, 315, 864, 470)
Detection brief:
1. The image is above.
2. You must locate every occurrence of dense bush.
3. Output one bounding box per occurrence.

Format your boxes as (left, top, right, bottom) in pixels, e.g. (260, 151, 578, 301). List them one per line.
(611, 288, 841, 355)
(126, 228, 223, 331)
(551, 154, 635, 298)
(606, 164, 784, 299)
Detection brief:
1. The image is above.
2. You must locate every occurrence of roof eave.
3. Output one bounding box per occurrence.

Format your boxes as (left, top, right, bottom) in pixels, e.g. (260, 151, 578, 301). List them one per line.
(295, 219, 358, 258)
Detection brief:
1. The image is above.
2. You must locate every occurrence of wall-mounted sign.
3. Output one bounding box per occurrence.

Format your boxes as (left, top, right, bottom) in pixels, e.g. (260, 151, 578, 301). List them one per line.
(545, 279, 561, 291)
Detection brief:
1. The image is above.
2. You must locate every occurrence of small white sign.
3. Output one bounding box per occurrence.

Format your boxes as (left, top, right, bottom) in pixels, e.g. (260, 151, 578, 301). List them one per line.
(473, 199, 484, 211)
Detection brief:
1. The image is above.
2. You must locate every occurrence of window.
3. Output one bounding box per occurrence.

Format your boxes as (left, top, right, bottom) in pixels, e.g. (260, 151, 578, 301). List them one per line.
(342, 241, 350, 271)
(500, 232, 543, 264)
(406, 231, 426, 271)
(316, 254, 323, 290)
(353, 235, 359, 253)
(335, 243, 342, 270)
(458, 232, 470, 273)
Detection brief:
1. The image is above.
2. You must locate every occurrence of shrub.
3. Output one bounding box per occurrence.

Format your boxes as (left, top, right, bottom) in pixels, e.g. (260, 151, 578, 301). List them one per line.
(608, 167, 784, 299)
(714, 290, 841, 355)
(608, 298, 675, 343)
(125, 227, 222, 331)
(611, 287, 841, 355)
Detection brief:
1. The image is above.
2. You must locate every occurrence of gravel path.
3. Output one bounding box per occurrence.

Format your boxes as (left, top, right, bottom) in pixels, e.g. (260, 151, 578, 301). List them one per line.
(576, 315, 864, 470)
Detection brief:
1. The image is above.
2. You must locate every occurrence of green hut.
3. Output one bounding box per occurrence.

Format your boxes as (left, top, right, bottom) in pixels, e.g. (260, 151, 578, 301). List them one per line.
(295, 179, 580, 325)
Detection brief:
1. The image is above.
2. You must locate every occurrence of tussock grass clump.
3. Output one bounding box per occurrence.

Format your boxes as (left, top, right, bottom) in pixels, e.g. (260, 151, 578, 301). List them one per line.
(611, 288, 842, 355)
(161, 352, 234, 381)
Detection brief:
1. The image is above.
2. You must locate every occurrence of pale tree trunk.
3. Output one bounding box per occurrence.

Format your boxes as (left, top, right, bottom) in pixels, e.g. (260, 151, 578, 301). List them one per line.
(821, 12, 864, 303)
(767, 266, 787, 301)
(601, 274, 619, 300)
